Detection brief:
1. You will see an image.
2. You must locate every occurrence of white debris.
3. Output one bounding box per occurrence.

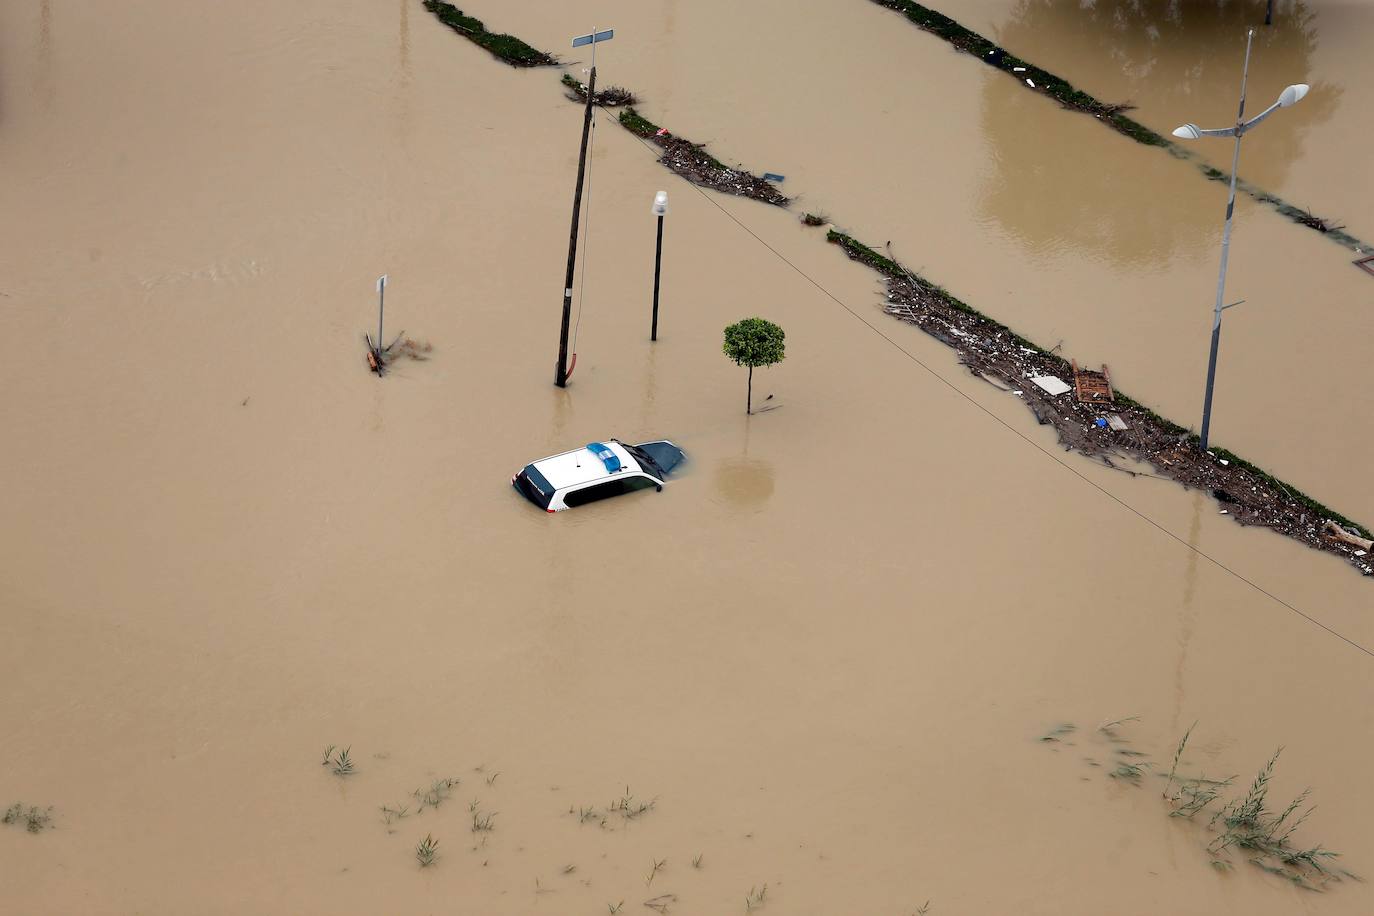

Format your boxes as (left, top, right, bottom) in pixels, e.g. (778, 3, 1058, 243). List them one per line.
(1026, 78, 1036, 88)
(1013, 66, 1027, 72)
(1107, 414, 1129, 431)
(1029, 375, 1071, 396)
(1219, 459, 1230, 466)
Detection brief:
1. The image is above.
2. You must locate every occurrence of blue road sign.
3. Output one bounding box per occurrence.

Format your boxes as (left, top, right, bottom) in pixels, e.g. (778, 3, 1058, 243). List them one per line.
(763, 173, 786, 183)
(571, 29, 614, 48)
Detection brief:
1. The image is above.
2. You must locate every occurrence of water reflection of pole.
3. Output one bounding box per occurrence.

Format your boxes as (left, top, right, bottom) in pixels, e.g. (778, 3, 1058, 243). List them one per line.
(1173, 494, 1204, 737)
(1171, 30, 1309, 452)
(1266, 0, 1274, 27)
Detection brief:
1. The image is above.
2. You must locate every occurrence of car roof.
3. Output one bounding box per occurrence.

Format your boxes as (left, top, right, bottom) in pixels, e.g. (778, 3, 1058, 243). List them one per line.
(531, 441, 642, 490)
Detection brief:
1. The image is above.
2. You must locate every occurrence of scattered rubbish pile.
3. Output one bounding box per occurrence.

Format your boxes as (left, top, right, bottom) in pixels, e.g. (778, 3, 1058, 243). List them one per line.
(618, 108, 789, 207)
(561, 74, 636, 107)
(827, 229, 1372, 577)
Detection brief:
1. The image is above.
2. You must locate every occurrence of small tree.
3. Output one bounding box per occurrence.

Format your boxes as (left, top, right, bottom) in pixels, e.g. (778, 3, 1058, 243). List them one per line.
(722, 318, 785, 415)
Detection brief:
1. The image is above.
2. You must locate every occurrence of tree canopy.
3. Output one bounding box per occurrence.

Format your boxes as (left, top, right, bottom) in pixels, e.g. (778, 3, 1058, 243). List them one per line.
(722, 318, 786, 369)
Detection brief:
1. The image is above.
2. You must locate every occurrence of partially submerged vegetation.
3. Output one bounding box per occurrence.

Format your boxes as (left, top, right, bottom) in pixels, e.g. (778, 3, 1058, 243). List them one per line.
(868, 0, 1365, 251)
(321, 744, 356, 776)
(3, 803, 54, 834)
(871, 0, 1162, 145)
(827, 229, 1372, 576)
(421, 1, 555, 67)
(561, 74, 636, 107)
(618, 108, 789, 206)
(1045, 718, 1355, 891)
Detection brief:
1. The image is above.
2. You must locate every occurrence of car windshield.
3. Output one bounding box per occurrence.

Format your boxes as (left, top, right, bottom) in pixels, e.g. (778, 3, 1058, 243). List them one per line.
(623, 444, 664, 477)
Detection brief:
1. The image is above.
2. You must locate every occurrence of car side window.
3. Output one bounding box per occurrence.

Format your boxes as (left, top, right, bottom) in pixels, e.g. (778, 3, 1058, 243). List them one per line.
(563, 476, 654, 507)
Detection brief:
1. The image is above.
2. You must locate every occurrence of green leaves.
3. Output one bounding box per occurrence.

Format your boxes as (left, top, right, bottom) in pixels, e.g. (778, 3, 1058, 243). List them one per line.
(722, 318, 786, 369)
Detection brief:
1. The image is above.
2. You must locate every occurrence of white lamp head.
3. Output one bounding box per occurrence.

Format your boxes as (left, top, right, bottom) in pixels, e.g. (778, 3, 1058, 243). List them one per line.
(1172, 123, 1202, 140)
(1278, 83, 1309, 107)
(652, 191, 668, 216)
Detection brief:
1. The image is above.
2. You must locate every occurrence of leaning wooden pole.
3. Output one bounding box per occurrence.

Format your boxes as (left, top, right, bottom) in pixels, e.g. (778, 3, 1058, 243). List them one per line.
(556, 66, 596, 387)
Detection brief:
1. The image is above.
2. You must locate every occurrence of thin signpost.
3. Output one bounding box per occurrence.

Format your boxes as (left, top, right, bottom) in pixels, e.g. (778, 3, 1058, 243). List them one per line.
(377, 274, 387, 350)
(555, 27, 614, 388)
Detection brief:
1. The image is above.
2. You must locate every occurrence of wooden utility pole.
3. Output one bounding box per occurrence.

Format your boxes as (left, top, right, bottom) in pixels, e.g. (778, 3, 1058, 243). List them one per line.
(556, 66, 595, 387)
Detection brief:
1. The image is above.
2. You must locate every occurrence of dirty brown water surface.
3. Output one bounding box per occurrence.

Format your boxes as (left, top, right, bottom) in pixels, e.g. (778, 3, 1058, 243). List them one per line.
(2, 1, 1372, 914)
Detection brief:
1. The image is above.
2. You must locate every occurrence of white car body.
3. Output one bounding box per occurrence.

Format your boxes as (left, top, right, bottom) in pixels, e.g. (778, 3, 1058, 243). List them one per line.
(512, 439, 685, 512)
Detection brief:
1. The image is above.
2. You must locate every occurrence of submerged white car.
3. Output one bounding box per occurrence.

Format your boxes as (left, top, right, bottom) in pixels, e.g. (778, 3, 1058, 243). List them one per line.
(512, 439, 687, 512)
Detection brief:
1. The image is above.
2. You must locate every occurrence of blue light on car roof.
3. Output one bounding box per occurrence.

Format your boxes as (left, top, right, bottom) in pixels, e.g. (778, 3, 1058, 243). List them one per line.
(585, 442, 621, 473)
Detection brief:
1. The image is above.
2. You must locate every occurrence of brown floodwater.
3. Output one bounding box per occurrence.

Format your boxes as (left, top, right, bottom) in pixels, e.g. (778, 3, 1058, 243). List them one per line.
(2, 2, 1371, 914)
(473, 0, 1374, 525)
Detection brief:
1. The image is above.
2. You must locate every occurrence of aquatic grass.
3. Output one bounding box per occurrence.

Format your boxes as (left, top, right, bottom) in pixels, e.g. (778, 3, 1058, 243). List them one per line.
(413, 777, 459, 810)
(1038, 723, 1076, 743)
(471, 808, 497, 832)
(1110, 760, 1152, 784)
(416, 833, 439, 867)
(646, 857, 667, 886)
(380, 804, 410, 826)
(643, 895, 677, 914)
(3, 803, 53, 834)
(745, 884, 768, 912)
(1161, 735, 1355, 888)
(691, 854, 703, 869)
(1163, 722, 1196, 800)
(608, 902, 624, 914)
(610, 787, 657, 820)
(326, 746, 355, 777)
(1098, 715, 1140, 738)
(421, 1, 555, 67)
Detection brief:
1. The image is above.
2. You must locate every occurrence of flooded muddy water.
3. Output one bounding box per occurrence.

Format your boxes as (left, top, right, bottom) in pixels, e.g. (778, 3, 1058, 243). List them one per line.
(2, 2, 1371, 914)
(475, 0, 1374, 525)
(959, 0, 1374, 222)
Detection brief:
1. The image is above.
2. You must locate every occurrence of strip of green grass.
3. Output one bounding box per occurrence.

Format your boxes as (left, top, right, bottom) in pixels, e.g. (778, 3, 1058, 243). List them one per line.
(422, 1, 555, 67)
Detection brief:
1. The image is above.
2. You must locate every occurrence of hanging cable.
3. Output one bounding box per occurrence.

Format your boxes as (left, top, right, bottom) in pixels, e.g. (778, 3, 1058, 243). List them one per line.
(572, 114, 597, 354)
(601, 105, 1374, 661)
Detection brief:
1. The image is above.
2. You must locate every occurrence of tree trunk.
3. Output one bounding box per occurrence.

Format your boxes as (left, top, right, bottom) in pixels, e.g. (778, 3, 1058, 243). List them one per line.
(747, 365, 753, 415)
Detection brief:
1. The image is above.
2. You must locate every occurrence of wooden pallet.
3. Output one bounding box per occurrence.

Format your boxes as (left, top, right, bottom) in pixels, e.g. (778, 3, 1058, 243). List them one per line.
(1071, 360, 1114, 407)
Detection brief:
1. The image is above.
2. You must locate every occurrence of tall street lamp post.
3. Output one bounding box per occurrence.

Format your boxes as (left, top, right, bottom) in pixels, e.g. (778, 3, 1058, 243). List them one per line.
(651, 191, 667, 341)
(1171, 28, 1308, 452)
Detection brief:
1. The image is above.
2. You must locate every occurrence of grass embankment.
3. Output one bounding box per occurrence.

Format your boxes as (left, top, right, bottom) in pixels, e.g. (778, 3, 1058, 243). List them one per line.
(868, 0, 1366, 251)
(825, 228, 1371, 574)
(422, 1, 555, 67)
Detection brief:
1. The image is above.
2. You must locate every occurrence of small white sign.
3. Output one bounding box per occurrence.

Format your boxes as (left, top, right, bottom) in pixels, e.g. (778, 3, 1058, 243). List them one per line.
(376, 274, 388, 293)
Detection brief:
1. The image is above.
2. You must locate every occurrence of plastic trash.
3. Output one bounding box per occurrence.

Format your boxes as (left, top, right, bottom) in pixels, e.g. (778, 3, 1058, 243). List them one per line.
(1094, 418, 1108, 429)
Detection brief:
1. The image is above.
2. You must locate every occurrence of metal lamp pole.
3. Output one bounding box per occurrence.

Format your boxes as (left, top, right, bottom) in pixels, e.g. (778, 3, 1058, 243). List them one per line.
(651, 191, 667, 340)
(1171, 28, 1308, 451)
